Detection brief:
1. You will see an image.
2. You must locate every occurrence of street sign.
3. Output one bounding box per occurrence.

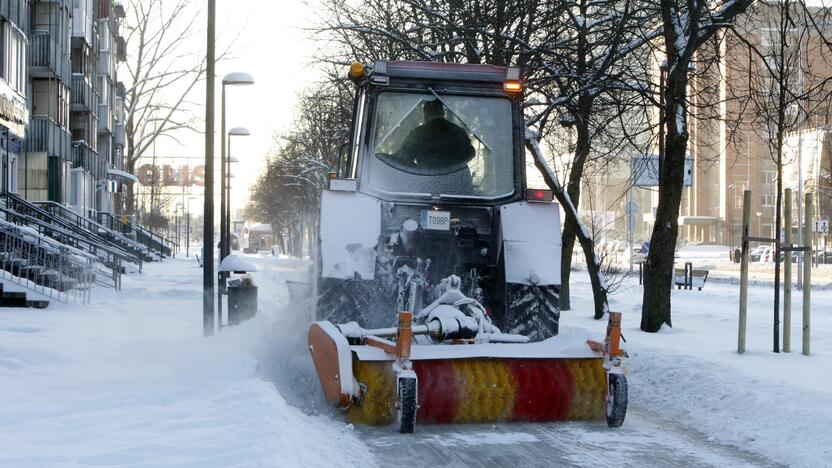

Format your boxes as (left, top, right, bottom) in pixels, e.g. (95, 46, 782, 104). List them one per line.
(633, 155, 693, 187)
(814, 219, 829, 233)
(625, 201, 638, 232)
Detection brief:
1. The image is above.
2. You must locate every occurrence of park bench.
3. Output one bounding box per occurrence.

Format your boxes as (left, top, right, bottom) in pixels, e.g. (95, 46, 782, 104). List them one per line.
(674, 264, 709, 290)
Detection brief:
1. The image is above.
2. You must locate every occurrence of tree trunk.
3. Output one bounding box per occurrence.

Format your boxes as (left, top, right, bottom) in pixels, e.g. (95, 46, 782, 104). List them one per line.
(577, 231, 609, 319)
(125, 158, 137, 216)
(559, 105, 592, 311)
(559, 221, 577, 310)
(526, 136, 609, 320)
(641, 75, 688, 332)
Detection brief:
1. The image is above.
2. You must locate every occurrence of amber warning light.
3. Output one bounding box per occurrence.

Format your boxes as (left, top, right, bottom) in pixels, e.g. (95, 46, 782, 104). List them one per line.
(526, 188, 553, 202)
(503, 80, 523, 93)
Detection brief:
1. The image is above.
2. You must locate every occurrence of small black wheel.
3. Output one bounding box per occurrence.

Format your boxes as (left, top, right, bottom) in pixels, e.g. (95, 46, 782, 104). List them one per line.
(397, 377, 418, 433)
(606, 373, 628, 428)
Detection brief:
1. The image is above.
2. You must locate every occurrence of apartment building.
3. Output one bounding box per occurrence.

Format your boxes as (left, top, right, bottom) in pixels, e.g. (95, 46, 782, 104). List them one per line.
(0, 0, 31, 195)
(2, 0, 127, 219)
(577, 3, 832, 248)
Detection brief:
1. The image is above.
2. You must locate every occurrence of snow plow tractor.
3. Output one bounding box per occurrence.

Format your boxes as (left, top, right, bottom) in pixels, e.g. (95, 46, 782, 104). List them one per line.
(308, 61, 627, 433)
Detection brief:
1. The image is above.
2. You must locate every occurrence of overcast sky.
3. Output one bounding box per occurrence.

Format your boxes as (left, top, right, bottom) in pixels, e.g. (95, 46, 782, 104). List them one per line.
(150, 0, 320, 214)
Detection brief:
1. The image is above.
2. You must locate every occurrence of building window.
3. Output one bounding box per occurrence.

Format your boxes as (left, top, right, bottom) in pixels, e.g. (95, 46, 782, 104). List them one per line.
(762, 194, 775, 207)
(0, 20, 27, 95)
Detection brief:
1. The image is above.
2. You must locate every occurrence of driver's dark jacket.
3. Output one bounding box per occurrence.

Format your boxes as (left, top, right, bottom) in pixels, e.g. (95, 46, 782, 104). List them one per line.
(396, 118, 475, 171)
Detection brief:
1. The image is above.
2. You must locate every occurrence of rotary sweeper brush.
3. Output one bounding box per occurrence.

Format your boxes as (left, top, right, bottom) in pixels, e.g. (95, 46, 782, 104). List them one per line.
(308, 61, 628, 433)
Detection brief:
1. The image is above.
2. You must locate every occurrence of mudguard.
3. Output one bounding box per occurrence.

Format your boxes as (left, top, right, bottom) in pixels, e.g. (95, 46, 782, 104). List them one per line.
(499, 201, 562, 286)
(319, 190, 381, 279)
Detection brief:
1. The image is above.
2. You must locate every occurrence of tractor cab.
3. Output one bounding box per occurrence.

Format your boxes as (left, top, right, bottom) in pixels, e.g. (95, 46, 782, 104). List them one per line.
(318, 61, 562, 340)
(338, 61, 525, 204)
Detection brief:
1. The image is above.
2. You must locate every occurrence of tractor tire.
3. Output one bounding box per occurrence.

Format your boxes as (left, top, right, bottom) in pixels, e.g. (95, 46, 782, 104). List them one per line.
(505, 284, 560, 341)
(316, 278, 361, 323)
(605, 373, 628, 428)
(397, 376, 418, 433)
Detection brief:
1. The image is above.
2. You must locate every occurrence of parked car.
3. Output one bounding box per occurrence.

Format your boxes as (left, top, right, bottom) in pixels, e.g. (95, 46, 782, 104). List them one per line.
(750, 246, 774, 262)
(814, 250, 832, 263)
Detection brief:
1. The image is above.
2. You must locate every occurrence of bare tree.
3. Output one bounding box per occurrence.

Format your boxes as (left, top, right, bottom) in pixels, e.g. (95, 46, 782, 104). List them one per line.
(316, 0, 660, 320)
(722, 1, 832, 346)
(641, 0, 753, 332)
(246, 79, 353, 255)
(121, 0, 232, 215)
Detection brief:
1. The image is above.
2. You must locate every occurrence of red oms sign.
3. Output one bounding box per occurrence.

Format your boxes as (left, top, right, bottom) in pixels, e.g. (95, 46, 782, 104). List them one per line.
(137, 164, 205, 186)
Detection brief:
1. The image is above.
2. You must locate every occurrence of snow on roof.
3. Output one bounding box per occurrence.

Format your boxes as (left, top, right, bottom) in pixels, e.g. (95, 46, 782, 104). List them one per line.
(248, 224, 272, 233)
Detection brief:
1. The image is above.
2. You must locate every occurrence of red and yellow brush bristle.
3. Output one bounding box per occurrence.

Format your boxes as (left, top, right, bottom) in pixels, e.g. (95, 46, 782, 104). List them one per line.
(345, 358, 606, 425)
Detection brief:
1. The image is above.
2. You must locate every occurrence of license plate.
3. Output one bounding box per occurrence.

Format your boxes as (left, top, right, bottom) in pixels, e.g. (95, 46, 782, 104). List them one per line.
(421, 210, 451, 231)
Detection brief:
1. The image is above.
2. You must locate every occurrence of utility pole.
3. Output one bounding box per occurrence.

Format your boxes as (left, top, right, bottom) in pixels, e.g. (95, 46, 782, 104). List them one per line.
(203, 0, 216, 336)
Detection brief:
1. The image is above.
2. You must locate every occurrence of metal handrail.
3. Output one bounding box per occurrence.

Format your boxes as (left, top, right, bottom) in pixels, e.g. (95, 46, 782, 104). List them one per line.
(35, 200, 149, 262)
(0, 224, 95, 304)
(0, 204, 127, 290)
(1, 193, 142, 267)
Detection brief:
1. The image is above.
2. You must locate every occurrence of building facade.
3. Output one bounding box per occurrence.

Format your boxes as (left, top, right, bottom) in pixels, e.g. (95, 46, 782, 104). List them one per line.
(0, 0, 127, 219)
(575, 4, 832, 249)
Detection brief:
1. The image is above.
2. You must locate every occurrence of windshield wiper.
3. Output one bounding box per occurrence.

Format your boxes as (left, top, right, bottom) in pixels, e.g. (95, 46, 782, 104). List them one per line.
(427, 87, 492, 152)
(376, 100, 422, 150)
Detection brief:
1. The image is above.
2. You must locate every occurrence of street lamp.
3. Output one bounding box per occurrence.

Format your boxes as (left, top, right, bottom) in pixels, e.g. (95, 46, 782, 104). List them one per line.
(203, 0, 216, 336)
(226, 127, 250, 255)
(218, 72, 254, 331)
(220, 72, 254, 263)
(756, 211, 763, 237)
(186, 196, 198, 258)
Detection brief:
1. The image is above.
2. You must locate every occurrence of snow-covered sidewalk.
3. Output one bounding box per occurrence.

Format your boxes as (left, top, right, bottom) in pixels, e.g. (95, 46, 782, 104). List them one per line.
(3, 255, 830, 467)
(0, 257, 373, 467)
(566, 271, 832, 467)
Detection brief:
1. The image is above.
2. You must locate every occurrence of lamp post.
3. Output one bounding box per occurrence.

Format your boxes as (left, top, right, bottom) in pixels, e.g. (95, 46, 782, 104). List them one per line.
(220, 72, 254, 262)
(227, 127, 249, 254)
(175, 203, 183, 257)
(186, 196, 197, 258)
(203, 0, 216, 336)
(217, 73, 253, 332)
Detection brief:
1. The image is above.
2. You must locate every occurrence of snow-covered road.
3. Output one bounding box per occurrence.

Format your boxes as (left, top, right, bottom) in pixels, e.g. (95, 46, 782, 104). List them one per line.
(2, 255, 829, 467)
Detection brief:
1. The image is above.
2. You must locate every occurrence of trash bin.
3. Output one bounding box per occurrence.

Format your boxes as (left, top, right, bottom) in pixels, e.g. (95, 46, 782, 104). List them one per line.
(219, 254, 258, 326)
(228, 274, 257, 325)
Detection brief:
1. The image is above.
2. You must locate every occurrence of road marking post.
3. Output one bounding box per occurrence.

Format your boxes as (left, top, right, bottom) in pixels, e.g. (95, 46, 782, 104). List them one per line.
(803, 194, 812, 356)
(738, 190, 750, 354)
(784, 189, 792, 353)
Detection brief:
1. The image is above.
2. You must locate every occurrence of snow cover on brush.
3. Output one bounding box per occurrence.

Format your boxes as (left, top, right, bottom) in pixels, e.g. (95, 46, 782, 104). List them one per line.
(0, 257, 373, 467)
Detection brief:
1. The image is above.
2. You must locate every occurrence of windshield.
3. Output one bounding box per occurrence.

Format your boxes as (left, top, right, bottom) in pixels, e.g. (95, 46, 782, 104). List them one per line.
(366, 91, 515, 198)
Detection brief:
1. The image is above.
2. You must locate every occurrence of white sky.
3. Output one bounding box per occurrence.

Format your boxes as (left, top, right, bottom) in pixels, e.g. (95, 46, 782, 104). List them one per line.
(148, 0, 320, 214)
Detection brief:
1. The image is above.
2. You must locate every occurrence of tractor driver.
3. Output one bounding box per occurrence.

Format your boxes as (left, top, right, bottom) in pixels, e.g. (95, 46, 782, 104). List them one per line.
(396, 99, 476, 174)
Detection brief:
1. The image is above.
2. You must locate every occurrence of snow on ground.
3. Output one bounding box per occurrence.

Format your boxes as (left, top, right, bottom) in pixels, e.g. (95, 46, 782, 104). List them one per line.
(566, 270, 832, 467)
(3, 253, 831, 467)
(0, 256, 374, 467)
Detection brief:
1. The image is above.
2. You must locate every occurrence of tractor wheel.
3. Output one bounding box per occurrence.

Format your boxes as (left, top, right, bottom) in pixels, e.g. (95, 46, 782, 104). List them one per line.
(316, 278, 361, 323)
(605, 373, 628, 428)
(397, 376, 418, 433)
(505, 284, 560, 340)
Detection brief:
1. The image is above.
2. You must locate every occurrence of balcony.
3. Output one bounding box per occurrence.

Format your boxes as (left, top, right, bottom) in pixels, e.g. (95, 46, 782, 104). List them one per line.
(72, 141, 105, 179)
(114, 122, 125, 147)
(71, 74, 97, 112)
(98, 103, 112, 134)
(26, 116, 72, 160)
(28, 31, 72, 85)
(72, 7, 93, 44)
(116, 36, 127, 62)
(97, 49, 116, 79)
